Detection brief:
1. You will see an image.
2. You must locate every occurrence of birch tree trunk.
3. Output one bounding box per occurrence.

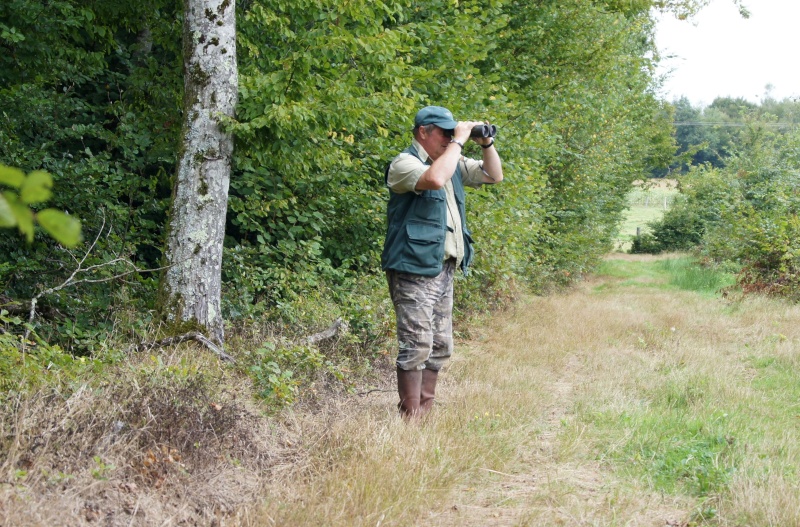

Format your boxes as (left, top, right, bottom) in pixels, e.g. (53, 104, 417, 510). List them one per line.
(161, 0, 237, 344)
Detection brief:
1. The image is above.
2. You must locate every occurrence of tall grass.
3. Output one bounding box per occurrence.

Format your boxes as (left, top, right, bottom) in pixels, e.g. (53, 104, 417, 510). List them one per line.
(656, 257, 736, 294)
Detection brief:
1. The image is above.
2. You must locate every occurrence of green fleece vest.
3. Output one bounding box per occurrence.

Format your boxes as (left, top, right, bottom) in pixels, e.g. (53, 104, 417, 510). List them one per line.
(381, 145, 474, 277)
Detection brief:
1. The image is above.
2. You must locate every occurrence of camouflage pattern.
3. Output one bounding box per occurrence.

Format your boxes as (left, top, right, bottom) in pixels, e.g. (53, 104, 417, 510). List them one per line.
(386, 259, 455, 371)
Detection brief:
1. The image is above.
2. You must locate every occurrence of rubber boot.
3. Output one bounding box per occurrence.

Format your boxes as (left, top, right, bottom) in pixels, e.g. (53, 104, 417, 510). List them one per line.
(396, 367, 422, 419)
(419, 369, 439, 416)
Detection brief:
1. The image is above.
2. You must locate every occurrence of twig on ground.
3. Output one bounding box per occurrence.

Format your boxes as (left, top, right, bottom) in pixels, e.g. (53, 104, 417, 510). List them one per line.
(133, 331, 236, 363)
(132, 316, 348, 365)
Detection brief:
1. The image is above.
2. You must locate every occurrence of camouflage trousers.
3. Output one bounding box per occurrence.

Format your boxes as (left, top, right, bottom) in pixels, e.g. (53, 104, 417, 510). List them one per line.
(386, 259, 455, 372)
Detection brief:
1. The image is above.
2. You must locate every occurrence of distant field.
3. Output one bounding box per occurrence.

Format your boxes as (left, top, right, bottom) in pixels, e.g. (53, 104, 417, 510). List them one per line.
(616, 179, 679, 251)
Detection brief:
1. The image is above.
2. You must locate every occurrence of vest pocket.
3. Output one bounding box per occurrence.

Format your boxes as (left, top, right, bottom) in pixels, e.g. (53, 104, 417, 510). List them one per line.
(405, 220, 444, 269)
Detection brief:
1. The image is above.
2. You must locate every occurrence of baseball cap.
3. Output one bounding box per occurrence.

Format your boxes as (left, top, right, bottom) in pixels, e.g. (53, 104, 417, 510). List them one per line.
(413, 106, 457, 130)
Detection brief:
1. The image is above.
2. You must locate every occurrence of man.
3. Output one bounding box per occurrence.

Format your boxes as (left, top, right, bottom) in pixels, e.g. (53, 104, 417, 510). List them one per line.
(382, 105, 503, 419)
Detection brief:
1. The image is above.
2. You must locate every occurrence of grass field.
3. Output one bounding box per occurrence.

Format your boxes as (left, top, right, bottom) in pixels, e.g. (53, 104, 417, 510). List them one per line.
(616, 179, 679, 251)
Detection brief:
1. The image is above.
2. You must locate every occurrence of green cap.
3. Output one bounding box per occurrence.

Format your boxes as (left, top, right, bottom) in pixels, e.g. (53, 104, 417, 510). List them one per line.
(414, 106, 457, 130)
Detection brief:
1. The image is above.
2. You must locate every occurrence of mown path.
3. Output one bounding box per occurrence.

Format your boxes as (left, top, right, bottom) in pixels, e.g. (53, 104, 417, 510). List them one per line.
(414, 253, 696, 527)
(252, 253, 800, 526)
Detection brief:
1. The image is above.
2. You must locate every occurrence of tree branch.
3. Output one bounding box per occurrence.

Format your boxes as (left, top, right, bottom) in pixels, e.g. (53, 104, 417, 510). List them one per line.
(22, 213, 178, 343)
(129, 318, 348, 365)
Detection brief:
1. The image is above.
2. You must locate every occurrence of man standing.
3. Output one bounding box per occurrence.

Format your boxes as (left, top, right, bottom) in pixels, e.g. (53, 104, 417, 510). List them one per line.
(382, 105, 503, 419)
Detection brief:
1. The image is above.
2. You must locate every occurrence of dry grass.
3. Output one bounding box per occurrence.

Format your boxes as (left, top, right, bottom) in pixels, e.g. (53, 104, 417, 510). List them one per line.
(4, 255, 800, 526)
(0, 351, 300, 526)
(245, 256, 800, 527)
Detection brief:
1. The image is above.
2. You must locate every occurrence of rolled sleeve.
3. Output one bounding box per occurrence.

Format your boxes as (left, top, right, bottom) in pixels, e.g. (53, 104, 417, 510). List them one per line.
(387, 153, 427, 194)
(460, 157, 489, 188)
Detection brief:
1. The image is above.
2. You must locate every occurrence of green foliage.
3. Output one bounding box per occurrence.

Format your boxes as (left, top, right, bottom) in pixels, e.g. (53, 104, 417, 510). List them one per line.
(666, 95, 800, 176)
(639, 421, 735, 497)
(629, 232, 662, 254)
(654, 257, 735, 294)
(2, 0, 703, 398)
(0, 309, 102, 394)
(590, 406, 736, 499)
(0, 165, 81, 246)
(630, 196, 705, 253)
(90, 456, 115, 480)
(246, 342, 346, 408)
(0, 0, 181, 336)
(646, 117, 800, 300)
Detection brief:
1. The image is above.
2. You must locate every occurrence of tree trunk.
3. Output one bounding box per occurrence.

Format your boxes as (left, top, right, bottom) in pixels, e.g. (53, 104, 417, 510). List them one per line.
(161, 0, 237, 344)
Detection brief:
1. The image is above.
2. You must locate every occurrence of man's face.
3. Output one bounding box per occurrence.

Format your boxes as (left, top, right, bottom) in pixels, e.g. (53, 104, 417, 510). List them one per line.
(419, 125, 454, 161)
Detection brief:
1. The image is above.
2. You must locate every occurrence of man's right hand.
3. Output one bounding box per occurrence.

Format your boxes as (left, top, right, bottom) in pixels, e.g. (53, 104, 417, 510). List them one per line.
(453, 121, 483, 144)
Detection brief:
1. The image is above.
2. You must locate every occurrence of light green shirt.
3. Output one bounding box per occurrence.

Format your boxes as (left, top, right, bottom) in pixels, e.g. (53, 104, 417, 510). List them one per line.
(387, 139, 487, 266)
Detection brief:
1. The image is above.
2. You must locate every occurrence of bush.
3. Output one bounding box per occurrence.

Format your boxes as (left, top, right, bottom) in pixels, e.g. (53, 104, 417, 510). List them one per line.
(650, 203, 705, 252)
(629, 232, 662, 254)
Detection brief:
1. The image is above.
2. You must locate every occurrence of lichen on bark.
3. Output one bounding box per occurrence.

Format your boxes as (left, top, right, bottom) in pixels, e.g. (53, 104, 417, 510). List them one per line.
(160, 0, 237, 345)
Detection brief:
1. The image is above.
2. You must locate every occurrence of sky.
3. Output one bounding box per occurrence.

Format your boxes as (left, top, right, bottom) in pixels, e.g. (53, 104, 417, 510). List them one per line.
(654, 0, 800, 107)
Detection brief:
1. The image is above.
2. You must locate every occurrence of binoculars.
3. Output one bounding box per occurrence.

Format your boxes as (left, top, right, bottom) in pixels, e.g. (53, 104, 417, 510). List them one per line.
(470, 124, 497, 138)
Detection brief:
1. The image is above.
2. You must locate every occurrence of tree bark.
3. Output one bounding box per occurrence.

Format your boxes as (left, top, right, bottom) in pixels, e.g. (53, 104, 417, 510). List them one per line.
(161, 0, 237, 344)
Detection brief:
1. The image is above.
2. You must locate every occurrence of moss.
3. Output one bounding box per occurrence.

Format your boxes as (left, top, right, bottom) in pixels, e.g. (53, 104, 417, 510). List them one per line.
(156, 284, 212, 339)
(198, 179, 209, 196)
(162, 318, 209, 338)
(218, 0, 231, 15)
(189, 63, 210, 85)
(205, 8, 217, 21)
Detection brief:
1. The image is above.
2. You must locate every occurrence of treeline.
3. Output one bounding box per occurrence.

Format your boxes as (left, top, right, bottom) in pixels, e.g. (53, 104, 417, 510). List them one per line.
(1, 0, 696, 355)
(635, 96, 800, 300)
(657, 94, 800, 174)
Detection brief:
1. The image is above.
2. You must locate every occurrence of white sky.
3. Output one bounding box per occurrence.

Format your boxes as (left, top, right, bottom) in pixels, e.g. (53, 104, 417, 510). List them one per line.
(655, 0, 800, 107)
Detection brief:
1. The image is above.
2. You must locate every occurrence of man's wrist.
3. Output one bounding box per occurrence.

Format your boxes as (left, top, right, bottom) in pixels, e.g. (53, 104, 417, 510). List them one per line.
(450, 139, 464, 151)
(480, 140, 494, 149)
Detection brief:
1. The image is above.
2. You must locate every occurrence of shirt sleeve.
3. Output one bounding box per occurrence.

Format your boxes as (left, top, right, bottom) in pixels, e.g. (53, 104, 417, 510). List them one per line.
(387, 153, 427, 194)
(460, 157, 489, 188)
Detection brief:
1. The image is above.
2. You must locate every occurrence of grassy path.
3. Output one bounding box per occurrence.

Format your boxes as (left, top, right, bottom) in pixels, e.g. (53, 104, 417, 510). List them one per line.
(248, 254, 800, 526)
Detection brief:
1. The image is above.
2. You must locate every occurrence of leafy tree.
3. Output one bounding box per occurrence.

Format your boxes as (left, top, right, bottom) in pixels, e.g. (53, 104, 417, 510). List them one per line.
(666, 96, 800, 176)
(635, 111, 800, 300)
(1, 0, 727, 349)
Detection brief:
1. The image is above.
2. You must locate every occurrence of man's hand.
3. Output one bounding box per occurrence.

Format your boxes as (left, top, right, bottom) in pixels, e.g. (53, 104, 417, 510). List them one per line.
(453, 121, 483, 145)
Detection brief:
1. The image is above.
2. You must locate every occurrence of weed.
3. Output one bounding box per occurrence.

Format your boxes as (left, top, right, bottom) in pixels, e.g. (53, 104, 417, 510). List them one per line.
(247, 342, 347, 407)
(90, 456, 115, 480)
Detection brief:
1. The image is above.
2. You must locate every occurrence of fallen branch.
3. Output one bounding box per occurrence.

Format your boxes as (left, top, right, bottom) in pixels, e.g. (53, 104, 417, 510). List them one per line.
(134, 331, 236, 363)
(130, 318, 347, 365)
(302, 317, 349, 345)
